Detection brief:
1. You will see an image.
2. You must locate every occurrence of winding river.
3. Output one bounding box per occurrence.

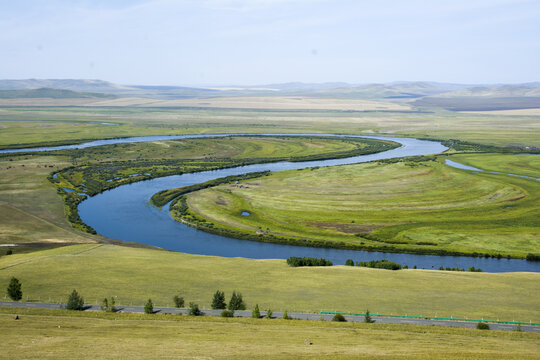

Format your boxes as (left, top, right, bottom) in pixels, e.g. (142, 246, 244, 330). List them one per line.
(3, 134, 539, 272)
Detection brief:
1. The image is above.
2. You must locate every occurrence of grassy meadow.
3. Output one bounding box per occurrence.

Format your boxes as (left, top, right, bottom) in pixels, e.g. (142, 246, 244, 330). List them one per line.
(181, 155, 539, 258)
(1, 308, 539, 359)
(1, 244, 539, 322)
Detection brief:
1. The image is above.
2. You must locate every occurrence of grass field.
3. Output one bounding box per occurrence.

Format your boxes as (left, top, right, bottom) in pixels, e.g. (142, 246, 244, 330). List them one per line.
(1, 244, 539, 322)
(0, 105, 539, 149)
(1, 308, 539, 359)
(180, 155, 539, 257)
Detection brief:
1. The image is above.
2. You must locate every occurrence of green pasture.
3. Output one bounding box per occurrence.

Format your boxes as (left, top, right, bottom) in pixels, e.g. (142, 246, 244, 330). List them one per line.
(1, 309, 539, 359)
(1, 244, 539, 322)
(449, 153, 540, 178)
(182, 155, 539, 257)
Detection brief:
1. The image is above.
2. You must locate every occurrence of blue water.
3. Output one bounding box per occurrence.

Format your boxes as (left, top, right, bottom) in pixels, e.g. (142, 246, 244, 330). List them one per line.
(4, 133, 539, 272)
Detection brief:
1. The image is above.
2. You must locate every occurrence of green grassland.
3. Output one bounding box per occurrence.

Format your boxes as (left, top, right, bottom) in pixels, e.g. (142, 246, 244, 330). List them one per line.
(449, 153, 540, 178)
(1, 309, 539, 360)
(1, 244, 539, 322)
(179, 155, 539, 258)
(0, 105, 538, 149)
(0, 136, 389, 244)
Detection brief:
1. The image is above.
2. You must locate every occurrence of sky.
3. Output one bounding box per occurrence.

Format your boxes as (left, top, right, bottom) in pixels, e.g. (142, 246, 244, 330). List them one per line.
(1, 0, 539, 86)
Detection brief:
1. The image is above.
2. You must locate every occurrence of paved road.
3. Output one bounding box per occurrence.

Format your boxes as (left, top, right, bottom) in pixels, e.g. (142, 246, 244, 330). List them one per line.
(2, 301, 538, 333)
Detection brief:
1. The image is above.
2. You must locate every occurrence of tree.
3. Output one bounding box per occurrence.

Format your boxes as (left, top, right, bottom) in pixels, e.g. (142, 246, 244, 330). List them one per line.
(345, 259, 354, 266)
(7, 277, 22, 301)
(173, 295, 184, 308)
(188, 302, 201, 316)
(477, 322, 490, 330)
(265, 309, 273, 319)
(101, 297, 115, 312)
(252, 304, 261, 318)
(66, 290, 84, 310)
(221, 310, 234, 317)
(211, 290, 226, 310)
(144, 299, 154, 314)
(364, 310, 372, 323)
(228, 291, 246, 311)
(283, 310, 291, 320)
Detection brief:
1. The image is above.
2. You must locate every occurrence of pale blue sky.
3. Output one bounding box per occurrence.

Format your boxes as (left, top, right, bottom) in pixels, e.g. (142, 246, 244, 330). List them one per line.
(1, 0, 539, 86)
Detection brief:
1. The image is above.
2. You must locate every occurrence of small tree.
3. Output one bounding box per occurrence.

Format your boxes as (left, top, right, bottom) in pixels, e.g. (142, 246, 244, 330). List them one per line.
(188, 302, 201, 316)
(173, 295, 184, 308)
(345, 259, 354, 266)
(211, 290, 226, 309)
(66, 290, 84, 310)
(221, 309, 234, 317)
(144, 299, 154, 314)
(332, 314, 346, 322)
(265, 309, 273, 319)
(252, 304, 261, 318)
(6, 249, 13, 255)
(364, 310, 372, 323)
(7, 277, 22, 301)
(228, 291, 246, 311)
(283, 310, 291, 320)
(101, 297, 115, 312)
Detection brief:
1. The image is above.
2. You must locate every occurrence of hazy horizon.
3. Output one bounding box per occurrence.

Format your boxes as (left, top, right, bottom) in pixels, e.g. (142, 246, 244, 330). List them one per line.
(2, 0, 539, 86)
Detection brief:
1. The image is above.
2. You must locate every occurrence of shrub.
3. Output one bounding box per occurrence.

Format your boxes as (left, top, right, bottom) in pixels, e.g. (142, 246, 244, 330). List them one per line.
(252, 304, 261, 318)
(211, 290, 226, 309)
(228, 291, 246, 311)
(221, 310, 234, 317)
(144, 299, 154, 314)
(101, 297, 116, 312)
(287, 257, 333, 267)
(345, 259, 354, 266)
(188, 302, 201, 316)
(173, 295, 184, 308)
(364, 310, 372, 323)
(265, 309, 273, 319)
(6, 249, 12, 255)
(356, 259, 401, 270)
(332, 314, 346, 322)
(477, 322, 490, 330)
(283, 310, 291, 320)
(7, 277, 22, 301)
(526, 253, 540, 261)
(66, 290, 84, 311)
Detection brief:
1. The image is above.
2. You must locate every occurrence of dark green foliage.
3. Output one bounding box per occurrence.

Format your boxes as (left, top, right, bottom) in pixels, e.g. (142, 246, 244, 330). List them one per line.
(286, 257, 333, 267)
(477, 322, 490, 330)
(364, 310, 373, 323)
(6, 249, 12, 255)
(332, 314, 346, 322)
(265, 309, 273, 319)
(345, 259, 354, 266)
(228, 291, 246, 311)
(356, 259, 401, 270)
(101, 297, 116, 312)
(211, 290, 227, 310)
(144, 299, 154, 314)
(7, 277, 22, 301)
(66, 290, 84, 311)
(188, 302, 201, 316)
(526, 253, 540, 261)
(468, 267, 483, 272)
(221, 310, 234, 317)
(173, 295, 184, 308)
(252, 304, 261, 318)
(403, 265, 408, 269)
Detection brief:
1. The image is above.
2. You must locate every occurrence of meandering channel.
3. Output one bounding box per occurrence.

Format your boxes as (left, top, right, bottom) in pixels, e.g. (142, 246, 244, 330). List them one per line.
(3, 134, 539, 272)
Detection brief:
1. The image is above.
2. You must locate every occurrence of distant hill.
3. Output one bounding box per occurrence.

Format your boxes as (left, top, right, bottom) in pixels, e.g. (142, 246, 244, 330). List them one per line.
(0, 88, 116, 99)
(414, 85, 540, 110)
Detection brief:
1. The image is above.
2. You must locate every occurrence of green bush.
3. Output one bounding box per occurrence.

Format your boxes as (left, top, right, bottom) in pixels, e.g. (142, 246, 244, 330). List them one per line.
(7, 277, 22, 301)
(211, 290, 227, 309)
(286, 257, 333, 267)
(252, 304, 261, 318)
(144, 299, 154, 314)
(477, 322, 490, 330)
(345, 259, 354, 266)
(364, 310, 373, 323)
(221, 310, 234, 317)
(188, 302, 201, 316)
(332, 314, 346, 322)
(283, 311, 291, 320)
(356, 259, 401, 270)
(66, 290, 84, 311)
(265, 309, 273, 319)
(101, 297, 116, 312)
(173, 295, 184, 308)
